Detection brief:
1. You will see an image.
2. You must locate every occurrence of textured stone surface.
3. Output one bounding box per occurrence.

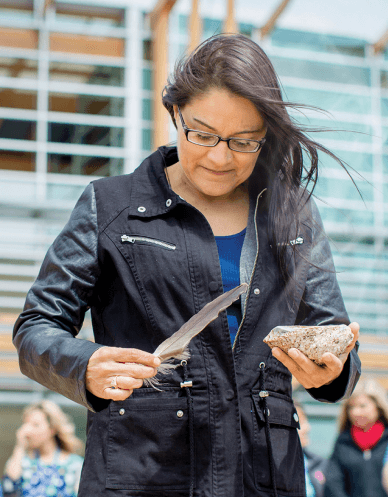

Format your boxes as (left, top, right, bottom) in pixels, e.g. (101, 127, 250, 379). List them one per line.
(263, 325, 353, 364)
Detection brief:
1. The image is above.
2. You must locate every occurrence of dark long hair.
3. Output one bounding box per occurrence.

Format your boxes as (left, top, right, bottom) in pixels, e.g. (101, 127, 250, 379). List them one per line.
(162, 34, 352, 289)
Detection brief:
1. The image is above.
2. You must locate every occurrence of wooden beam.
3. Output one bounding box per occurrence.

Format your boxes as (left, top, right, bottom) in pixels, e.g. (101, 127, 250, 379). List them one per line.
(149, 0, 177, 29)
(259, 0, 292, 40)
(149, 0, 178, 149)
(372, 27, 388, 55)
(224, 0, 237, 34)
(189, 0, 202, 53)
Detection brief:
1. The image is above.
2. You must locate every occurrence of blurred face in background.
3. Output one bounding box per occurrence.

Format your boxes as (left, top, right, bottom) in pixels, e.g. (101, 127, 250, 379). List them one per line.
(348, 394, 380, 430)
(23, 409, 55, 450)
(296, 406, 310, 448)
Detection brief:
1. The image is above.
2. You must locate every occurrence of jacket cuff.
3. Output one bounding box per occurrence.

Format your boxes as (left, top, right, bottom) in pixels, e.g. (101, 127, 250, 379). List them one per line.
(306, 346, 361, 403)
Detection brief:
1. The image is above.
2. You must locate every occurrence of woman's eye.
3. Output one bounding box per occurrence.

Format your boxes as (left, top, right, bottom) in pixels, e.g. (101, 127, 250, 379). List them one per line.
(194, 133, 213, 141)
(233, 140, 251, 148)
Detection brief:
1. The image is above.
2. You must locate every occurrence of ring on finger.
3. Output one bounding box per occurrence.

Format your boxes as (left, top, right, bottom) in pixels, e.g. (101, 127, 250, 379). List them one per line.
(111, 376, 118, 390)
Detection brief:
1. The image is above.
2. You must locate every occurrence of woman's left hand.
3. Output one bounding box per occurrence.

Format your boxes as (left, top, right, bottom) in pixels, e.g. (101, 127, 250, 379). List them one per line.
(271, 322, 359, 389)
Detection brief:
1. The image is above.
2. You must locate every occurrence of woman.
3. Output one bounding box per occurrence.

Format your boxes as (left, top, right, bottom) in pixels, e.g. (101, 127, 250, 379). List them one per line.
(13, 34, 360, 497)
(2, 401, 83, 497)
(324, 379, 388, 497)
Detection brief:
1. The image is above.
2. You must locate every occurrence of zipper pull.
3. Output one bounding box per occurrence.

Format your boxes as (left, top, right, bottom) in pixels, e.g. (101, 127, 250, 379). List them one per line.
(290, 237, 304, 246)
(121, 235, 134, 243)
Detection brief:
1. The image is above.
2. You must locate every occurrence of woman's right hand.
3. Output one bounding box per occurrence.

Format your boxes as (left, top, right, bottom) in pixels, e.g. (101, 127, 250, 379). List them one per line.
(85, 347, 161, 401)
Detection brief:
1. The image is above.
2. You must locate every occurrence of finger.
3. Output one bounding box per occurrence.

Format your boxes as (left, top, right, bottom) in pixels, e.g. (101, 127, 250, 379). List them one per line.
(111, 348, 161, 368)
(320, 352, 343, 373)
(271, 347, 301, 376)
(113, 362, 158, 379)
(346, 322, 360, 353)
(102, 387, 134, 401)
(116, 376, 144, 391)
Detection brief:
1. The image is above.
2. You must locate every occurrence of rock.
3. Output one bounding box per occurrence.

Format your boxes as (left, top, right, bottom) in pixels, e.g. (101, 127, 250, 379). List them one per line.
(263, 325, 353, 364)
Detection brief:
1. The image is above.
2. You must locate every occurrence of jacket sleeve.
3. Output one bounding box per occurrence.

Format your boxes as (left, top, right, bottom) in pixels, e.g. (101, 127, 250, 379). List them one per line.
(296, 198, 361, 403)
(13, 183, 102, 411)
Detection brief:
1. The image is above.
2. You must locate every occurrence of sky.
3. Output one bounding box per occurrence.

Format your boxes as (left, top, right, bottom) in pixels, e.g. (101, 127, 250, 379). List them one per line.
(126, 0, 388, 43)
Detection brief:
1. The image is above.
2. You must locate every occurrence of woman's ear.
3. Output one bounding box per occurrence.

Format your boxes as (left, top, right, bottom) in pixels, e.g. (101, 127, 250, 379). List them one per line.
(173, 105, 179, 126)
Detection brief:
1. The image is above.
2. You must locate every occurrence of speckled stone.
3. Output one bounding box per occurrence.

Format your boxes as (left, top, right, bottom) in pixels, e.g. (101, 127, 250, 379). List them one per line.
(263, 325, 353, 364)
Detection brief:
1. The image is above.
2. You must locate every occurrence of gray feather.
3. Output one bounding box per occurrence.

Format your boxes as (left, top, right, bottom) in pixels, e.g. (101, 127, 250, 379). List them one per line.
(154, 283, 248, 361)
(143, 283, 248, 388)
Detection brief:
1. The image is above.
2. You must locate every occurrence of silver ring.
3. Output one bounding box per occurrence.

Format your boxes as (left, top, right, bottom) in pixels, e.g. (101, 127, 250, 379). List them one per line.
(111, 376, 118, 390)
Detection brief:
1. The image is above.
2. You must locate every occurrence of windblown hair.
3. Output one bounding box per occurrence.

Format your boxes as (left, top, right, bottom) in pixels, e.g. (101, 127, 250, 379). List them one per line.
(338, 379, 388, 432)
(23, 400, 83, 454)
(162, 34, 352, 288)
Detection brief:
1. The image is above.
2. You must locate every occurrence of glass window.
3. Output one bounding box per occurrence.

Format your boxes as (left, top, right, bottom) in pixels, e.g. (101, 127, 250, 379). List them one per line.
(49, 93, 124, 116)
(142, 99, 153, 121)
(48, 123, 123, 147)
(319, 205, 374, 226)
(383, 127, 388, 146)
(295, 117, 372, 143)
(48, 154, 123, 176)
(284, 86, 371, 114)
(0, 7, 33, 22)
(383, 155, 388, 174)
(0, 151, 35, 172)
(54, 9, 124, 28)
(49, 62, 124, 87)
(271, 56, 371, 86)
(202, 18, 222, 39)
(271, 28, 366, 57)
(143, 40, 152, 61)
(381, 98, 388, 117)
(381, 71, 388, 89)
(179, 15, 188, 34)
(142, 68, 152, 90)
(239, 23, 253, 37)
(0, 119, 36, 141)
(142, 128, 152, 151)
(331, 150, 373, 173)
(0, 57, 37, 79)
(315, 176, 374, 201)
(0, 88, 37, 110)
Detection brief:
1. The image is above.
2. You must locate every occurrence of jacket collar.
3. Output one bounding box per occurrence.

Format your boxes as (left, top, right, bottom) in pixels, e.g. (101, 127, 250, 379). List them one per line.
(127, 146, 181, 218)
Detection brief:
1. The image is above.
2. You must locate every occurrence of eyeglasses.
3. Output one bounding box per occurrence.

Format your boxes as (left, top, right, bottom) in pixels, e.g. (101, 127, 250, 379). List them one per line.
(177, 106, 266, 153)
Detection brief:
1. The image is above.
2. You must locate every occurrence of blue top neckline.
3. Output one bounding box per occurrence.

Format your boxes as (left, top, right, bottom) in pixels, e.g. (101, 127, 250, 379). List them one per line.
(214, 227, 247, 240)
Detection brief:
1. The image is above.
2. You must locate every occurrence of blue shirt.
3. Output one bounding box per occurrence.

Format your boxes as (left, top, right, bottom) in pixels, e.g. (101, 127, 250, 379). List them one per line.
(215, 228, 246, 345)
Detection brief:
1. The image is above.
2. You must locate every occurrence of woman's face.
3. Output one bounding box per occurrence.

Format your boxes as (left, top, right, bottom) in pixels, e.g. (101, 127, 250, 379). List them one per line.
(173, 88, 267, 199)
(348, 394, 380, 430)
(296, 407, 310, 448)
(23, 409, 55, 450)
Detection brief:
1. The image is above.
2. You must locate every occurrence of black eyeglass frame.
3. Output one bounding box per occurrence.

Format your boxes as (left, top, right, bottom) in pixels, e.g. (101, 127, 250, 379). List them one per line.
(177, 106, 266, 153)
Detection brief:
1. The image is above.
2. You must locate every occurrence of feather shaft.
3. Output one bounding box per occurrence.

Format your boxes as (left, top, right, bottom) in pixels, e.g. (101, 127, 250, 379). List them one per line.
(154, 283, 248, 361)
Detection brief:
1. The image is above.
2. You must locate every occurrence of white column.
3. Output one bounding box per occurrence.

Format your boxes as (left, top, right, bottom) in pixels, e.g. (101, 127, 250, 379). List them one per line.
(124, 5, 142, 174)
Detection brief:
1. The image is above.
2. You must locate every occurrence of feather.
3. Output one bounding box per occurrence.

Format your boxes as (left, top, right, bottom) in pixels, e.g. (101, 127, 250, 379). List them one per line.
(144, 283, 248, 388)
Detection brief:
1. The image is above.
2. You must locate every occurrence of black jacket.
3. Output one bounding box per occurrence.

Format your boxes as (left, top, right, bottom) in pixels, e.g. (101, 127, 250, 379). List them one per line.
(324, 428, 388, 497)
(14, 147, 361, 497)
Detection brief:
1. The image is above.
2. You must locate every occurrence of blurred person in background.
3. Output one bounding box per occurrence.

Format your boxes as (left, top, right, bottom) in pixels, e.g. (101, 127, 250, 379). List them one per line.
(382, 444, 388, 494)
(324, 379, 388, 497)
(295, 401, 327, 497)
(2, 400, 84, 497)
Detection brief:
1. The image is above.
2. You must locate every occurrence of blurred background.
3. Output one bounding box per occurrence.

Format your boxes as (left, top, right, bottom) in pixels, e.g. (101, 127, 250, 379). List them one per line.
(0, 0, 387, 474)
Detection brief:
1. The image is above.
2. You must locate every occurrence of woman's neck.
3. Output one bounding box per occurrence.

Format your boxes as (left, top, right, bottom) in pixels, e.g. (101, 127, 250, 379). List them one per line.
(37, 438, 59, 463)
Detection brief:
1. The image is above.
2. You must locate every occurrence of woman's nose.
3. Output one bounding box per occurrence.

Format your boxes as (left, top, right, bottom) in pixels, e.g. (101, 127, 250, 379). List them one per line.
(206, 140, 233, 166)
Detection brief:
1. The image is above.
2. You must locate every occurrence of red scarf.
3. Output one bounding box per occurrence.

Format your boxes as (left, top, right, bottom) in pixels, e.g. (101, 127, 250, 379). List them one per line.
(351, 420, 385, 451)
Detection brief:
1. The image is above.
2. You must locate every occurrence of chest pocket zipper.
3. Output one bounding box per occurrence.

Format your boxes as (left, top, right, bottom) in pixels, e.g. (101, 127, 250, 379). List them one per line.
(121, 234, 176, 251)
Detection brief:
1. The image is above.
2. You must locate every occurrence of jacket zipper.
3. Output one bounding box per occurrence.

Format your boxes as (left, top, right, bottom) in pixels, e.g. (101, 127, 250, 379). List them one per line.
(121, 235, 176, 251)
(232, 189, 266, 352)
